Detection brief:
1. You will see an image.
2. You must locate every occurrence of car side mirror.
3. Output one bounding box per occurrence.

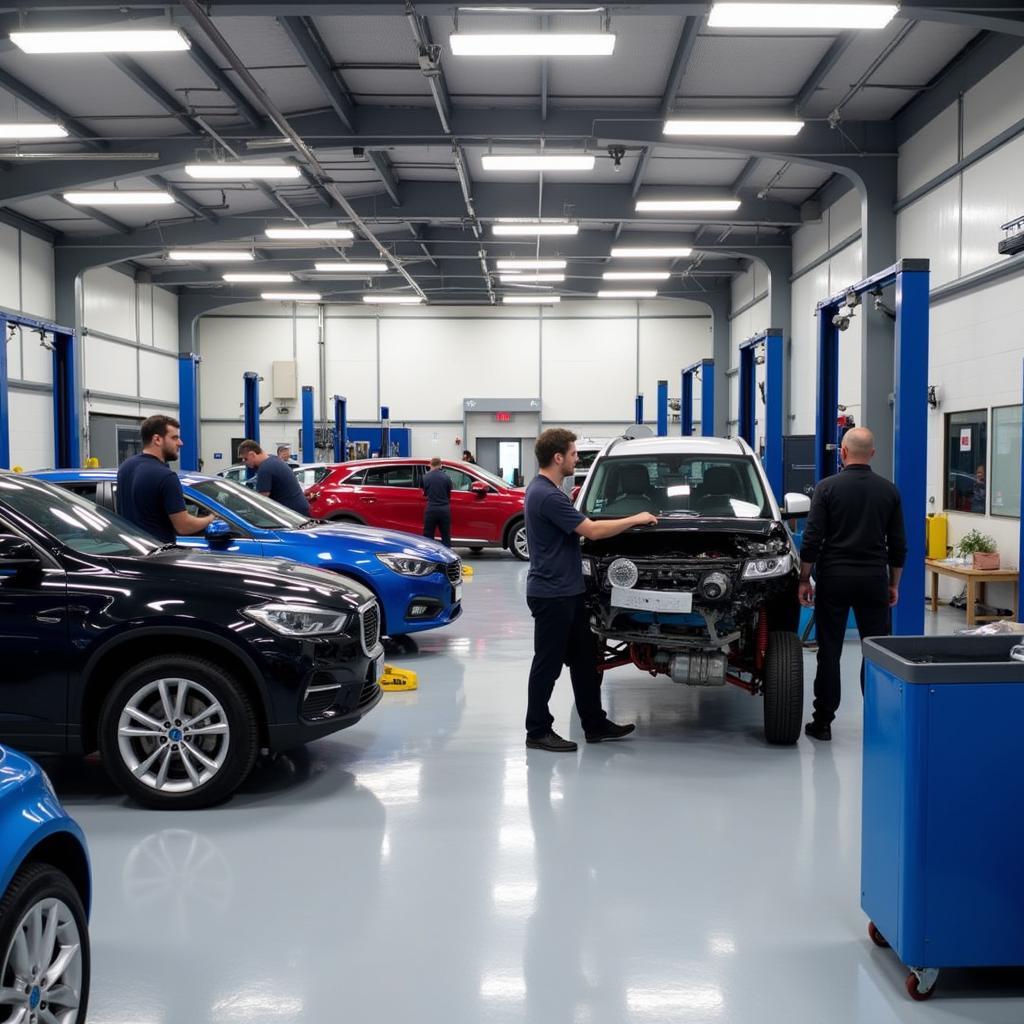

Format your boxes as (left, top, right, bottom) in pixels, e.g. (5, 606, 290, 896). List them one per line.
(0, 534, 43, 577)
(783, 492, 811, 517)
(470, 481, 489, 498)
(205, 520, 234, 550)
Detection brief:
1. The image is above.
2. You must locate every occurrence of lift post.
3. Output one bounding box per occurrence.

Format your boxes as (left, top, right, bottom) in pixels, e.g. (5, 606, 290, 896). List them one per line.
(242, 371, 260, 444)
(681, 358, 714, 437)
(656, 380, 669, 437)
(0, 312, 79, 469)
(177, 353, 200, 472)
(380, 405, 390, 458)
(737, 329, 783, 503)
(815, 258, 930, 636)
(301, 385, 315, 463)
(1018, 360, 1024, 624)
(333, 395, 347, 462)
(634, 394, 643, 425)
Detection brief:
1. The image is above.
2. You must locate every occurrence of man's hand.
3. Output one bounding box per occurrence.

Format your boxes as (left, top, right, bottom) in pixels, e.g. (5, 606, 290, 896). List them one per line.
(632, 512, 658, 527)
(887, 584, 899, 607)
(798, 581, 814, 607)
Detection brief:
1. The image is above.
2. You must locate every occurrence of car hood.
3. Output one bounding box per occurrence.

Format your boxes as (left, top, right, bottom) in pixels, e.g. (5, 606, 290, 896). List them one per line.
(270, 522, 458, 562)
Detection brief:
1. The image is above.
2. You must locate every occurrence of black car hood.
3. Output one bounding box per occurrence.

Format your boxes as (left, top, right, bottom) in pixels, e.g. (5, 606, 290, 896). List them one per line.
(582, 518, 786, 558)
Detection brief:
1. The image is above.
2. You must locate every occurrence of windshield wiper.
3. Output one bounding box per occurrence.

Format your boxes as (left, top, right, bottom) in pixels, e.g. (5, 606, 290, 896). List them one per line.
(146, 542, 179, 554)
(298, 518, 326, 529)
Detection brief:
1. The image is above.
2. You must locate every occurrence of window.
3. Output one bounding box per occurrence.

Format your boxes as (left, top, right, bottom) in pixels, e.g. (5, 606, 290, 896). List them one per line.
(293, 466, 329, 489)
(363, 466, 417, 488)
(990, 405, 1021, 519)
(340, 469, 365, 486)
(66, 483, 98, 502)
(943, 410, 988, 514)
(444, 468, 477, 492)
(190, 479, 303, 531)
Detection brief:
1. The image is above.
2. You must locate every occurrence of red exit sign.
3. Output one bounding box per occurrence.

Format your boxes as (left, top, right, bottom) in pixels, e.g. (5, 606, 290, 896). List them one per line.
(494, 411, 512, 423)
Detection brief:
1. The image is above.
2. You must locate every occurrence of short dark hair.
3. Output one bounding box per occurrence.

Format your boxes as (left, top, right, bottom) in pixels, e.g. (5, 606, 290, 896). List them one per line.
(276, 444, 290, 455)
(141, 415, 180, 446)
(535, 428, 576, 468)
(237, 439, 263, 456)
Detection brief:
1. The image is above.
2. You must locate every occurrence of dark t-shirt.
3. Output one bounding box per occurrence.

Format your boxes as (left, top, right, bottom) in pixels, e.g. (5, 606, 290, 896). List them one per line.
(116, 453, 185, 543)
(255, 455, 310, 516)
(422, 468, 452, 509)
(525, 474, 587, 598)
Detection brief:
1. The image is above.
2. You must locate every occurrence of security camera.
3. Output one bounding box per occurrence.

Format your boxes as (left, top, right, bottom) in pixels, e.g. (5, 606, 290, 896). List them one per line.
(608, 145, 625, 172)
(832, 312, 851, 332)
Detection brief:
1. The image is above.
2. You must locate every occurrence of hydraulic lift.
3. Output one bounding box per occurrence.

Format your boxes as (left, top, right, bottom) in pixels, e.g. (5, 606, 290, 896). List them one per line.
(737, 328, 784, 503)
(380, 405, 390, 458)
(332, 395, 348, 462)
(681, 358, 715, 437)
(0, 312, 79, 470)
(656, 380, 669, 437)
(178, 353, 200, 472)
(243, 371, 261, 443)
(815, 258, 930, 636)
(301, 385, 315, 463)
(634, 394, 644, 426)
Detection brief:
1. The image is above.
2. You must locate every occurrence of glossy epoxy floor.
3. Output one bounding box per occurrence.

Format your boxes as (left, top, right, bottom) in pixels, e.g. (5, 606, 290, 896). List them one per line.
(52, 558, 1024, 1024)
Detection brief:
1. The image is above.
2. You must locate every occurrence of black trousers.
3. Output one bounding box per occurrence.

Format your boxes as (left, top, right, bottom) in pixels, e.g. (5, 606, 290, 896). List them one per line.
(526, 594, 608, 738)
(812, 572, 891, 725)
(423, 508, 451, 547)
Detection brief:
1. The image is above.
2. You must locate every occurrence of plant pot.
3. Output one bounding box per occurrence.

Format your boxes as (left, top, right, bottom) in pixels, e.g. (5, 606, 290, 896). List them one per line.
(972, 551, 1000, 570)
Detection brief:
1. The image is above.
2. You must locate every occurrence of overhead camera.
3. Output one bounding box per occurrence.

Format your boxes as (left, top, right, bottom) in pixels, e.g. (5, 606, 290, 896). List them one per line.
(608, 145, 625, 172)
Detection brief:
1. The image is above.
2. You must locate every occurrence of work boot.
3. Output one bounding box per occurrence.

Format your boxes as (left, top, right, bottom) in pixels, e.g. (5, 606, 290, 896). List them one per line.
(804, 720, 832, 742)
(526, 731, 578, 752)
(584, 720, 636, 743)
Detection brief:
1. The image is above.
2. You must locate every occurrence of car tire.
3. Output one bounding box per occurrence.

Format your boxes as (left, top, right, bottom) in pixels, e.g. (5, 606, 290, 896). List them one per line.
(508, 520, 529, 561)
(99, 655, 259, 810)
(0, 863, 90, 1024)
(469, 546, 484, 555)
(762, 631, 803, 745)
(329, 514, 362, 524)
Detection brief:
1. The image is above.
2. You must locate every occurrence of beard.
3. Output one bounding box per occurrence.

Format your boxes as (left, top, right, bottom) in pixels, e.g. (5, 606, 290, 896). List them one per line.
(164, 447, 179, 463)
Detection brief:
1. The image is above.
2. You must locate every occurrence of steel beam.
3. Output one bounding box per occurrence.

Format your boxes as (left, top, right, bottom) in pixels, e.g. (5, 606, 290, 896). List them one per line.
(333, 395, 348, 462)
(181, 28, 264, 127)
(793, 33, 856, 115)
(147, 174, 218, 223)
(0, 65, 102, 149)
(738, 329, 784, 501)
(108, 55, 202, 134)
(243, 371, 260, 444)
(178, 352, 201, 471)
(301, 385, 315, 463)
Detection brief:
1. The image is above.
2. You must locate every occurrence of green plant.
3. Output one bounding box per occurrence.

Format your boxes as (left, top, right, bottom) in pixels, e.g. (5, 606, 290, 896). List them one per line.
(956, 529, 997, 557)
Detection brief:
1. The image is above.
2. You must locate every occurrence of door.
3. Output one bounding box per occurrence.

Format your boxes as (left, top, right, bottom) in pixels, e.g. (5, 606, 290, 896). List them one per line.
(357, 463, 426, 533)
(443, 466, 502, 543)
(497, 441, 522, 485)
(88, 412, 142, 469)
(475, 438, 500, 477)
(175, 492, 262, 557)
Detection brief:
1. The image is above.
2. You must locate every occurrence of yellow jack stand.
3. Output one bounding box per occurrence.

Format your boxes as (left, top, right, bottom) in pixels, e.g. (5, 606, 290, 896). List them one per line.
(380, 664, 419, 692)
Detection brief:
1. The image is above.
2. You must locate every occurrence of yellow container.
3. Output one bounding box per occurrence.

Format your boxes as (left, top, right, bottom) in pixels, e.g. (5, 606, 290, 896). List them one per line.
(926, 513, 948, 560)
(380, 664, 419, 692)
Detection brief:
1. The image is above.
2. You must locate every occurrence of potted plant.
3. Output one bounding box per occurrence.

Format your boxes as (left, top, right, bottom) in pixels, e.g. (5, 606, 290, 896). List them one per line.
(956, 529, 1000, 569)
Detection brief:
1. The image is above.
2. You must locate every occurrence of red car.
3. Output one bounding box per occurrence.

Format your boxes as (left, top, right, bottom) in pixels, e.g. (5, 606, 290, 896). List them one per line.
(303, 458, 529, 560)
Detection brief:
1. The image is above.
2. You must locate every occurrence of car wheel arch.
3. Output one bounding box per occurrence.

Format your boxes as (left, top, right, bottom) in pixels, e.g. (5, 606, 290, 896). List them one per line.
(327, 569, 387, 635)
(502, 515, 525, 549)
(23, 832, 91, 916)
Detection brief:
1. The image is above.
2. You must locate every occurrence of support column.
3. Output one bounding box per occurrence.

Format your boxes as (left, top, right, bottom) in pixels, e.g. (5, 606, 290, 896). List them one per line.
(681, 369, 693, 436)
(52, 330, 80, 469)
(301, 385, 315, 463)
(333, 395, 347, 462)
(178, 353, 200, 472)
(634, 394, 644, 425)
(243, 371, 260, 443)
(700, 359, 715, 438)
(0, 317, 9, 469)
(656, 379, 668, 436)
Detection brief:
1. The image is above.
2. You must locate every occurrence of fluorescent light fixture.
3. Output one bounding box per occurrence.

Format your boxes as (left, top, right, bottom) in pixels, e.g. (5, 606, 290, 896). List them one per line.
(495, 259, 567, 271)
(264, 227, 355, 240)
(499, 273, 565, 283)
(664, 119, 804, 137)
(63, 191, 174, 206)
(450, 33, 616, 57)
(610, 246, 693, 258)
(168, 250, 254, 262)
(261, 292, 321, 301)
(482, 154, 595, 171)
(492, 222, 579, 237)
(362, 294, 424, 304)
(503, 295, 561, 304)
(603, 271, 671, 281)
(223, 273, 294, 283)
(313, 261, 388, 273)
(11, 29, 190, 54)
(186, 163, 301, 180)
(709, 3, 898, 29)
(598, 290, 658, 298)
(0, 123, 68, 139)
(636, 199, 741, 212)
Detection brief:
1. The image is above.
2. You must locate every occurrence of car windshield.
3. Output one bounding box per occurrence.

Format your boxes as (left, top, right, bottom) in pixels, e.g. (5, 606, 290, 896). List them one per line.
(191, 478, 308, 530)
(469, 465, 510, 489)
(583, 454, 771, 520)
(0, 475, 159, 555)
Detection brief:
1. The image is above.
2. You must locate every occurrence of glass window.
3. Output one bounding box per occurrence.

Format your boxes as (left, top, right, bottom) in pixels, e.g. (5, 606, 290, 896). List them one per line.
(444, 468, 477, 492)
(293, 466, 329, 489)
(363, 466, 417, 488)
(340, 469, 365, 485)
(582, 454, 770, 520)
(943, 410, 988, 514)
(990, 405, 1021, 519)
(190, 479, 307, 530)
(467, 465, 508, 490)
(65, 483, 99, 502)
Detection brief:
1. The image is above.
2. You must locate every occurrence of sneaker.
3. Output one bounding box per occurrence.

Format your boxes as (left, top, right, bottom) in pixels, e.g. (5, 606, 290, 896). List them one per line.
(526, 731, 578, 752)
(804, 720, 832, 742)
(584, 721, 636, 744)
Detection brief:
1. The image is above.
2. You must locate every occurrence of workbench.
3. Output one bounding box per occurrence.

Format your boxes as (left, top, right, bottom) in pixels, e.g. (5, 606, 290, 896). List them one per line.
(925, 558, 1020, 627)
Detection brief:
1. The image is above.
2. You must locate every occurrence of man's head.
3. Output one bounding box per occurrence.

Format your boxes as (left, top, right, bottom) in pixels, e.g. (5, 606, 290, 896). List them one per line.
(462, 450, 473, 462)
(840, 426, 875, 466)
(141, 415, 182, 463)
(430, 457, 442, 468)
(237, 439, 266, 469)
(536, 428, 578, 479)
(976, 464, 986, 483)
(276, 444, 292, 461)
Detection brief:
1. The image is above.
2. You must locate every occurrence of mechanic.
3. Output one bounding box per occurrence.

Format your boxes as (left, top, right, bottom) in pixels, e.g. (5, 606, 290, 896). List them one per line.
(276, 443, 294, 463)
(237, 439, 310, 516)
(421, 456, 453, 547)
(799, 426, 907, 741)
(462, 450, 476, 464)
(524, 428, 658, 752)
(117, 414, 214, 544)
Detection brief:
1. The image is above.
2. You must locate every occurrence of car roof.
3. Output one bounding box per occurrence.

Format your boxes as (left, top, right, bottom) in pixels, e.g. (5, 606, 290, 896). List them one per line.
(598, 435, 750, 458)
(32, 468, 226, 486)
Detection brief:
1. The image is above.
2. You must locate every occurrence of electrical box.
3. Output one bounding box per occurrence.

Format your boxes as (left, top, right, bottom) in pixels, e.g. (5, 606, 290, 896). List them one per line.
(272, 360, 298, 400)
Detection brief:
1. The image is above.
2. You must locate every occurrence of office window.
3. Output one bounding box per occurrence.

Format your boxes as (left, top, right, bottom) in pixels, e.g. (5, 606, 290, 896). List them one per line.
(990, 405, 1021, 519)
(944, 410, 988, 514)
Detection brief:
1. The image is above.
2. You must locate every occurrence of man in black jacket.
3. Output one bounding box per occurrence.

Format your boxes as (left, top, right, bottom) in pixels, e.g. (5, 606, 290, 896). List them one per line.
(422, 457, 453, 547)
(798, 427, 907, 741)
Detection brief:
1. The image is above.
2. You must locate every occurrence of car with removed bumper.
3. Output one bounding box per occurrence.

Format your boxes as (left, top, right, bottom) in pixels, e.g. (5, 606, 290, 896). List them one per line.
(0, 472, 384, 809)
(576, 436, 810, 744)
(0, 743, 91, 1024)
(34, 470, 462, 639)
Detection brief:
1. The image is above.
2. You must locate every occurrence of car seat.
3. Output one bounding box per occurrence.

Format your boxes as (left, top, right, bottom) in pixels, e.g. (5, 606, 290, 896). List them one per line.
(603, 463, 657, 515)
(696, 464, 744, 513)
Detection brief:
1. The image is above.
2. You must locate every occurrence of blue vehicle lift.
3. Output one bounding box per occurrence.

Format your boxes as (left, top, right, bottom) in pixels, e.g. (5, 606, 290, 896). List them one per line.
(737, 329, 784, 504)
(332, 395, 348, 462)
(178, 353, 200, 472)
(1019, 360, 1024, 624)
(681, 358, 715, 437)
(634, 394, 643, 425)
(656, 380, 669, 437)
(0, 312, 79, 469)
(301, 385, 315, 463)
(380, 405, 390, 457)
(243, 371, 260, 443)
(815, 258, 930, 636)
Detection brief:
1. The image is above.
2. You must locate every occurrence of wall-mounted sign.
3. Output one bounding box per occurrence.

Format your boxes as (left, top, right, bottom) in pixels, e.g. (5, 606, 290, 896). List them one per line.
(494, 412, 512, 423)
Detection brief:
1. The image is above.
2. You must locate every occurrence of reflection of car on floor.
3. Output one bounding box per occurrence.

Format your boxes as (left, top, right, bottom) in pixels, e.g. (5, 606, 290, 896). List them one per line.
(35, 470, 462, 640)
(0, 473, 384, 809)
(0, 743, 91, 1023)
(576, 435, 810, 744)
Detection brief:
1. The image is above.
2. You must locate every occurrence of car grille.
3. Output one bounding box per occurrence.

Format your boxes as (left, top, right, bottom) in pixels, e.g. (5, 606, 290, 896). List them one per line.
(446, 560, 462, 585)
(600, 559, 739, 592)
(301, 684, 341, 719)
(359, 602, 381, 655)
(358, 678, 381, 708)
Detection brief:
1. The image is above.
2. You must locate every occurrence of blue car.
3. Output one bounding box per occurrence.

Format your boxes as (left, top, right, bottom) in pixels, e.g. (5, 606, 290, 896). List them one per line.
(0, 744, 90, 1023)
(34, 470, 463, 639)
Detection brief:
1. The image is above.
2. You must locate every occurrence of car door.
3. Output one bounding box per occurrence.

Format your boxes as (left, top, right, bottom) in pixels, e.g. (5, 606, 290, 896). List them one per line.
(358, 464, 426, 533)
(175, 490, 263, 556)
(443, 466, 499, 543)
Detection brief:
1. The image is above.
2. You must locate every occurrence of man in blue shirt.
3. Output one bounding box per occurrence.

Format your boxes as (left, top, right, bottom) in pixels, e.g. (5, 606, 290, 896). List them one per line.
(237, 440, 311, 516)
(421, 457, 453, 547)
(525, 428, 658, 752)
(117, 414, 214, 543)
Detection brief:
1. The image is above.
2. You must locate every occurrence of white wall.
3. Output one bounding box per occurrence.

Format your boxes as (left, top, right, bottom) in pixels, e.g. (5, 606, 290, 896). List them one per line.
(196, 298, 713, 466)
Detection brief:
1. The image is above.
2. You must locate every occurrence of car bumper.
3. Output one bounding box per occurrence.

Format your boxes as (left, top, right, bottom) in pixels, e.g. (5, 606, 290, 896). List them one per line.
(375, 567, 463, 636)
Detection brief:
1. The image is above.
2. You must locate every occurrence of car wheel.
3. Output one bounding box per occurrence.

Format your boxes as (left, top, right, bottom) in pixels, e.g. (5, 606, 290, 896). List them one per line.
(329, 514, 362, 524)
(469, 546, 484, 555)
(0, 863, 90, 1024)
(508, 521, 529, 561)
(762, 631, 803, 745)
(99, 655, 259, 809)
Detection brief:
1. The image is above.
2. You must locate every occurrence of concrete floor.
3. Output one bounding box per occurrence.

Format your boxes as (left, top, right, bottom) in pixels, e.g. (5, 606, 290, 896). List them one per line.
(52, 557, 1024, 1023)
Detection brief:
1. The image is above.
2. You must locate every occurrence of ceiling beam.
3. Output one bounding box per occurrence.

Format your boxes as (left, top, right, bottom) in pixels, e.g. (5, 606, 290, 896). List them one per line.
(146, 173, 218, 223)
(0, 66, 104, 150)
(793, 32, 856, 116)
(731, 157, 761, 192)
(107, 55, 203, 135)
(179, 28, 264, 128)
(278, 16, 356, 129)
(52, 194, 129, 235)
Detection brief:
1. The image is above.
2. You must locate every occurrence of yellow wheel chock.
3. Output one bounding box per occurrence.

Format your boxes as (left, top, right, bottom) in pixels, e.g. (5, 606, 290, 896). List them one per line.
(380, 664, 418, 691)
(462, 564, 474, 577)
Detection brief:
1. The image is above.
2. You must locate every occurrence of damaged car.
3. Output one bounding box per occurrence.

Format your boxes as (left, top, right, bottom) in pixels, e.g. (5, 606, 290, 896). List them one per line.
(576, 436, 810, 745)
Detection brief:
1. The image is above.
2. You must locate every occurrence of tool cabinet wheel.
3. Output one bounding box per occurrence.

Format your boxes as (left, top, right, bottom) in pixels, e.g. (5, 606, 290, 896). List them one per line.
(867, 922, 889, 948)
(906, 971, 938, 1001)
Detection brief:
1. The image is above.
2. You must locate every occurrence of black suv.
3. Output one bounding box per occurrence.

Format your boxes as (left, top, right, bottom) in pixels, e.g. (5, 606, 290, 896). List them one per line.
(577, 436, 809, 744)
(0, 472, 384, 808)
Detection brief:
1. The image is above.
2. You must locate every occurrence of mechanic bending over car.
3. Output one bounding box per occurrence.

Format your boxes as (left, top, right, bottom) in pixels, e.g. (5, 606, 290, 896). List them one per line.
(524, 428, 658, 753)
(117, 414, 214, 543)
(237, 439, 310, 516)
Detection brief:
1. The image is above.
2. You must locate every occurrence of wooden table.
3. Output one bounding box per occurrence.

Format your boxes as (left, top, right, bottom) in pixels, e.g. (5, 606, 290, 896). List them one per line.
(925, 558, 1020, 627)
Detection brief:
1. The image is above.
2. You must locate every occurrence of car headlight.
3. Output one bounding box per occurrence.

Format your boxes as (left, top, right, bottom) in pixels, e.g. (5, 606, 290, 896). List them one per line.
(376, 553, 442, 577)
(244, 603, 351, 637)
(742, 553, 792, 580)
(607, 557, 639, 589)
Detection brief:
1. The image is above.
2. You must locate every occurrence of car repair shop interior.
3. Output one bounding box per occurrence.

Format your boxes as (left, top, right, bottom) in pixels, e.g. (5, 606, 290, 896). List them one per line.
(0, 2, 1023, 1022)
